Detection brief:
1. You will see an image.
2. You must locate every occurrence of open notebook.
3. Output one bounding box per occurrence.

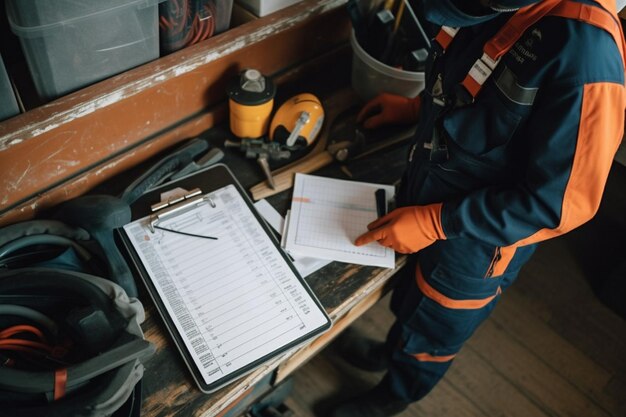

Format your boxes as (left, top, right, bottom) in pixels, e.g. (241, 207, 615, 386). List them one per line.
(284, 173, 396, 268)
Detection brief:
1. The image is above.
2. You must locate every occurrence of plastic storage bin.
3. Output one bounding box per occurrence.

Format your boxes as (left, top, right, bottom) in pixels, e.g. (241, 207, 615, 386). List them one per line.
(350, 30, 425, 101)
(235, 0, 301, 17)
(0, 53, 20, 122)
(159, 0, 234, 55)
(6, 0, 164, 100)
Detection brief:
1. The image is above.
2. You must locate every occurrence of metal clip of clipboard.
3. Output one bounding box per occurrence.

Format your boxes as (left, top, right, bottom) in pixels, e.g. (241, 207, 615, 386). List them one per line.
(147, 188, 216, 233)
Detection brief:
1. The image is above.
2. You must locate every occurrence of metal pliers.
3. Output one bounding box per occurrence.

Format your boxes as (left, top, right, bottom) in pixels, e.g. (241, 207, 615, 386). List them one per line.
(224, 139, 291, 189)
(120, 138, 224, 204)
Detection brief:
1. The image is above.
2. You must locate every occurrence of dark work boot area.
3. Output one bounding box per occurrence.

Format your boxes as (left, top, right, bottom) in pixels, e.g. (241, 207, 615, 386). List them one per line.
(327, 378, 409, 417)
(336, 328, 390, 372)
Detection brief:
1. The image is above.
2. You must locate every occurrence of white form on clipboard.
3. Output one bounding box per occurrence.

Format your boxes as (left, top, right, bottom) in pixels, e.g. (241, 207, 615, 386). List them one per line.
(122, 184, 330, 390)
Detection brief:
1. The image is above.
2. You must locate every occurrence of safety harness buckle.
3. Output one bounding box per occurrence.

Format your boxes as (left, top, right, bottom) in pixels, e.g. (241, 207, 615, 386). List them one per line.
(462, 52, 501, 99)
(424, 129, 449, 163)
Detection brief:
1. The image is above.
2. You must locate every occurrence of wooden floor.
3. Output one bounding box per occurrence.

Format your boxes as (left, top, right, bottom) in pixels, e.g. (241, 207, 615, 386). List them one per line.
(283, 162, 626, 417)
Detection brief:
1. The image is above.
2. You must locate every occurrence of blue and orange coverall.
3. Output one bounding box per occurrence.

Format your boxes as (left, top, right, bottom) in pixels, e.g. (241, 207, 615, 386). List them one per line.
(355, 0, 626, 402)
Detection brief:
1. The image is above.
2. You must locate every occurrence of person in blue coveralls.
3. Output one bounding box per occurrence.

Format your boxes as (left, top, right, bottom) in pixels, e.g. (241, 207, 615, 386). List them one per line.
(326, 0, 626, 416)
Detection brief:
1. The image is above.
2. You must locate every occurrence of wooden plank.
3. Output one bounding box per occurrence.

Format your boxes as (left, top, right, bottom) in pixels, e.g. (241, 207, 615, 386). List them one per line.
(0, 0, 350, 223)
(415, 380, 489, 417)
(444, 346, 552, 417)
(467, 318, 612, 417)
(492, 285, 620, 415)
(0, 108, 224, 227)
(287, 294, 503, 417)
(604, 376, 626, 417)
(515, 243, 626, 378)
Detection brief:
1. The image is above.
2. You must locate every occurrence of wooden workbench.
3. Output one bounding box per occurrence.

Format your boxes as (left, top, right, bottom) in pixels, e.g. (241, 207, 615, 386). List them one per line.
(0, 1, 412, 415)
(126, 127, 410, 417)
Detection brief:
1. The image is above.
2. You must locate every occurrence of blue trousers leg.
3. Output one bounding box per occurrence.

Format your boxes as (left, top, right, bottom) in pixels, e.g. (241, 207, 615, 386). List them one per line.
(383, 258, 507, 402)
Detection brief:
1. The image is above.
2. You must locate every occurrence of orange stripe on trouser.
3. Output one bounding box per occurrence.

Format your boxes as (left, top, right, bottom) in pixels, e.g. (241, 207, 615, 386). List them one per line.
(410, 352, 457, 363)
(406, 265, 501, 363)
(415, 265, 502, 310)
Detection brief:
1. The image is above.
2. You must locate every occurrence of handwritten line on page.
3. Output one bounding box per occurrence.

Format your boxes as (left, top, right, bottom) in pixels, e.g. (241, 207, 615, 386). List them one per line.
(285, 173, 395, 268)
(122, 184, 329, 388)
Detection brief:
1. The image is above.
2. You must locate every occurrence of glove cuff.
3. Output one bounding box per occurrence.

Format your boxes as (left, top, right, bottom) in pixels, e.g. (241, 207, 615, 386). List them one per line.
(414, 203, 446, 240)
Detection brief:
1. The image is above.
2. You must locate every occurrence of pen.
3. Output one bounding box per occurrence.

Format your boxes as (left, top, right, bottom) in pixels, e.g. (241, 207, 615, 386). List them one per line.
(403, 0, 431, 49)
(368, 9, 395, 61)
(346, 0, 366, 44)
(376, 188, 387, 218)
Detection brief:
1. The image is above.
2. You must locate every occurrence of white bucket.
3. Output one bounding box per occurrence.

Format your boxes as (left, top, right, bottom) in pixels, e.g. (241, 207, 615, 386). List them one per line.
(350, 29, 425, 101)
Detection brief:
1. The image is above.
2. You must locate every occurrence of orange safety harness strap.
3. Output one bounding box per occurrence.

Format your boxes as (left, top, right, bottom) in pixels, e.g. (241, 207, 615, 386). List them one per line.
(434, 0, 625, 100)
(463, 0, 562, 97)
(483, 0, 563, 60)
(549, 1, 626, 69)
(434, 26, 460, 50)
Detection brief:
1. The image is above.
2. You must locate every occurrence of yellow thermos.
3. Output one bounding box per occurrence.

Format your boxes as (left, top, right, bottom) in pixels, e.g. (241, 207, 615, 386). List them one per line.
(227, 69, 276, 139)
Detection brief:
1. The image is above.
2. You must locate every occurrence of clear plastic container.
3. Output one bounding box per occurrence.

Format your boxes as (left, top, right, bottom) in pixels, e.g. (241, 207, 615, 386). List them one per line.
(0, 53, 20, 122)
(159, 0, 234, 55)
(350, 29, 425, 101)
(6, 0, 164, 100)
(235, 0, 301, 17)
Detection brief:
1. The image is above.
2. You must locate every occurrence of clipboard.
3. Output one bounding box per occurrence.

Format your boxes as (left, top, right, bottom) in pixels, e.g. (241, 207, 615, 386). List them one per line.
(117, 163, 331, 393)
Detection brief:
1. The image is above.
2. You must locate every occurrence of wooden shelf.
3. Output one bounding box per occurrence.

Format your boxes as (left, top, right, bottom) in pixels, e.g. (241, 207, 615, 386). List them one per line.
(0, 0, 350, 226)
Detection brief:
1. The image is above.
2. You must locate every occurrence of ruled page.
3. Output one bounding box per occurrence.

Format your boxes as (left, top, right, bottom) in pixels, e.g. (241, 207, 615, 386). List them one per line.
(123, 185, 329, 387)
(253, 199, 332, 278)
(284, 174, 395, 268)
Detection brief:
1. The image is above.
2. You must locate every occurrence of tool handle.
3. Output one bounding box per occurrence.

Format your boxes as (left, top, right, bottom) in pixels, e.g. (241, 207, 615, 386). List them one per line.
(249, 88, 357, 200)
(250, 151, 334, 200)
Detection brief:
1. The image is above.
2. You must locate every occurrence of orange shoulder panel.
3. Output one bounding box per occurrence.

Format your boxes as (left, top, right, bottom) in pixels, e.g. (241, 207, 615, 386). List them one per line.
(516, 83, 626, 246)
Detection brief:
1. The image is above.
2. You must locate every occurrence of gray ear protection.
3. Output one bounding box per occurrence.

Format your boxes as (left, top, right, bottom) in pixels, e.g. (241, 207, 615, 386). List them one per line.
(55, 196, 137, 298)
(0, 268, 154, 417)
(0, 221, 155, 417)
(0, 202, 136, 299)
(0, 220, 90, 253)
(0, 220, 94, 268)
(0, 137, 215, 416)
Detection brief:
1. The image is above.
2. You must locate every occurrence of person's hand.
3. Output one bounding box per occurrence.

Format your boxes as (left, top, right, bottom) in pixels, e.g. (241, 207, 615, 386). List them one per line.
(356, 93, 422, 129)
(354, 204, 445, 254)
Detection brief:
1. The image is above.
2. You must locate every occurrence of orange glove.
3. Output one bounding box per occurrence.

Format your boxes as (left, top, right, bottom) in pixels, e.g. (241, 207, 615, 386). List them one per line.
(354, 203, 446, 254)
(357, 93, 422, 129)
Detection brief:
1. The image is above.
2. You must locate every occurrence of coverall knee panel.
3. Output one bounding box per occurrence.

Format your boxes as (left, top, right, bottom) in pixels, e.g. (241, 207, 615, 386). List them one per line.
(405, 261, 503, 350)
(386, 260, 502, 402)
